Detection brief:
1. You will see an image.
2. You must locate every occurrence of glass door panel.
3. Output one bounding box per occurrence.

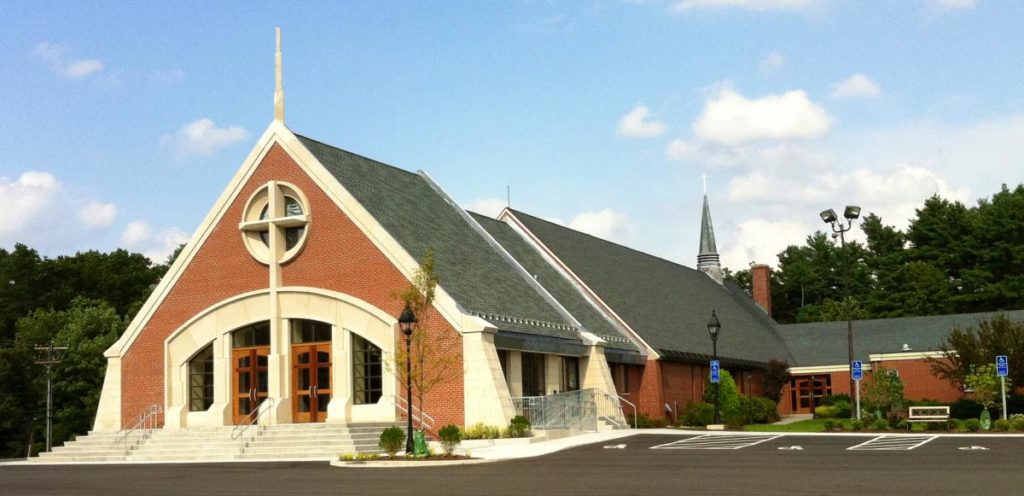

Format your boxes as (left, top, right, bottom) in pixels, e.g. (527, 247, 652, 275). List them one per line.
(292, 343, 331, 423)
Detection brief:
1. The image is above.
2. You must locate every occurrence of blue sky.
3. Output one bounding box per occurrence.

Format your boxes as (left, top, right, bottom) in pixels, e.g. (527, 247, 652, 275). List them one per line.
(2, 0, 1022, 268)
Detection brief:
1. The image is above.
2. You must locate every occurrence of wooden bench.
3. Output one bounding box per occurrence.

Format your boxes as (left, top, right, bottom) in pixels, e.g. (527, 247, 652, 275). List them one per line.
(907, 406, 950, 430)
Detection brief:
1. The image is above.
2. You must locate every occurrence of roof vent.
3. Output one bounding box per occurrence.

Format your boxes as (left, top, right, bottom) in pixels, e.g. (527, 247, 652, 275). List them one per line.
(902, 343, 912, 352)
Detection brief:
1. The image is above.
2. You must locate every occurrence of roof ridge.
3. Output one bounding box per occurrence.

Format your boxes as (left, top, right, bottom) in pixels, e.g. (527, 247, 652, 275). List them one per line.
(779, 308, 1024, 328)
(507, 208, 696, 272)
(294, 133, 421, 178)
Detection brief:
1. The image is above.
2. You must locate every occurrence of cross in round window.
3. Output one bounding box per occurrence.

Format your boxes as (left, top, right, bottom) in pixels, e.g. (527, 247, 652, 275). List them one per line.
(239, 181, 310, 264)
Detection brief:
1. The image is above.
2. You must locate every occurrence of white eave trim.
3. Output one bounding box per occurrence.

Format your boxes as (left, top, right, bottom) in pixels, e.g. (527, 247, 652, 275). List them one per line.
(869, 350, 951, 362)
(789, 364, 873, 375)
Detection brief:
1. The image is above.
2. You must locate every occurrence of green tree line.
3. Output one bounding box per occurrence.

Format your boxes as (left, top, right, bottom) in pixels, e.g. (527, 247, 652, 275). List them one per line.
(727, 183, 1024, 324)
(0, 244, 178, 458)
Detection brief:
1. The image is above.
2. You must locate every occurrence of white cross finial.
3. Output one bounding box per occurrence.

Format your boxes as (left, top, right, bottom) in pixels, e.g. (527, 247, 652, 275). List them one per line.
(702, 173, 708, 194)
(274, 27, 284, 123)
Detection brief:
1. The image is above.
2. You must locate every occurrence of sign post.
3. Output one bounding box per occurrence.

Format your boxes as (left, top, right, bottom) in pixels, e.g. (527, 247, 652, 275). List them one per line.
(851, 360, 863, 421)
(997, 355, 1009, 420)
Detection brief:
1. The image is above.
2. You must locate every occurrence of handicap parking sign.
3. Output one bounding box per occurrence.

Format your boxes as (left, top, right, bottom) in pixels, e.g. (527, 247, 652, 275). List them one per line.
(710, 360, 720, 383)
(851, 360, 863, 381)
(997, 355, 1009, 377)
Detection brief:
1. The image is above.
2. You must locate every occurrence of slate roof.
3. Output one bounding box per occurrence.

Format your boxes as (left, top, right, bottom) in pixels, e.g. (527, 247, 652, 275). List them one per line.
(470, 212, 638, 353)
(508, 209, 794, 367)
(778, 310, 1024, 367)
(296, 134, 581, 341)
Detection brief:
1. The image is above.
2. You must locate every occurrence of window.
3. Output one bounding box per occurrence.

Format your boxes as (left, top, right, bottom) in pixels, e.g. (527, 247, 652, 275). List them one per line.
(232, 321, 270, 348)
(497, 349, 509, 382)
(621, 365, 630, 394)
(561, 357, 580, 392)
(353, 335, 382, 404)
(291, 319, 331, 344)
(239, 181, 310, 264)
(521, 352, 546, 396)
(189, 343, 214, 411)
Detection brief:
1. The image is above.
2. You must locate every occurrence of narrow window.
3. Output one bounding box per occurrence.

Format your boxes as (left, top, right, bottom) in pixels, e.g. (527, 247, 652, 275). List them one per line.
(621, 365, 630, 394)
(353, 335, 382, 404)
(521, 352, 546, 396)
(497, 349, 509, 382)
(189, 343, 214, 411)
(561, 357, 580, 392)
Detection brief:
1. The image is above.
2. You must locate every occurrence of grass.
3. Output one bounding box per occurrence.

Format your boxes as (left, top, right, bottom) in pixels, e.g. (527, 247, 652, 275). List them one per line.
(744, 419, 855, 432)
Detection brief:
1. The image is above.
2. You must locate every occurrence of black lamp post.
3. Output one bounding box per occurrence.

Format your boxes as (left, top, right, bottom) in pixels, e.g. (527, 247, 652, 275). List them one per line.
(398, 304, 417, 455)
(820, 205, 861, 418)
(708, 311, 722, 425)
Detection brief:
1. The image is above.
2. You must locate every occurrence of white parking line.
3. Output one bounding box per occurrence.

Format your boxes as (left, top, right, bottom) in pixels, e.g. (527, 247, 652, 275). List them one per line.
(651, 434, 782, 450)
(847, 435, 938, 451)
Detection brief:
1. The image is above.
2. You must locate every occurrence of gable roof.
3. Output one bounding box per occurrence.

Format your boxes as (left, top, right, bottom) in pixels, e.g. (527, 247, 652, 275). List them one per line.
(470, 212, 638, 353)
(778, 309, 1024, 367)
(296, 134, 586, 342)
(506, 209, 793, 367)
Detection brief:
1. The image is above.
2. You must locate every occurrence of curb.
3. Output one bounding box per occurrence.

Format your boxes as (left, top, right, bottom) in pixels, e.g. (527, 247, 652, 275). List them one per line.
(329, 458, 498, 468)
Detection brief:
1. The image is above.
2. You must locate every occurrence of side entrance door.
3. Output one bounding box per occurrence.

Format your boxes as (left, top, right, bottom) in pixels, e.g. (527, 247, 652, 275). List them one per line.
(292, 343, 332, 423)
(232, 347, 270, 424)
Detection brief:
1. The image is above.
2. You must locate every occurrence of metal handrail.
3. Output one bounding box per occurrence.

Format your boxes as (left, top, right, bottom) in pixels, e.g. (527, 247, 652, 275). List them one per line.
(232, 398, 275, 443)
(602, 392, 637, 429)
(391, 395, 435, 432)
(511, 389, 597, 431)
(114, 404, 162, 455)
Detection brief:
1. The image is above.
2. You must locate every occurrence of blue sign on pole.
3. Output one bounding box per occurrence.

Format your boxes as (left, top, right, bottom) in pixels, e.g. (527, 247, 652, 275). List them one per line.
(710, 360, 720, 383)
(852, 360, 863, 381)
(997, 355, 1009, 377)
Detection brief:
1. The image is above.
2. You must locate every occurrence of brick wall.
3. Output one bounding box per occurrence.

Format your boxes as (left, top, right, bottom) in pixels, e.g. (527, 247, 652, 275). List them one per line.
(120, 143, 465, 427)
(635, 359, 664, 418)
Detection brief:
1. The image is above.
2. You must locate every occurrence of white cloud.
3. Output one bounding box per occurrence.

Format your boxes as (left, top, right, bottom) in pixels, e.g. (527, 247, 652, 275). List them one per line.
(568, 208, 636, 244)
(120, 220, 190, 262)
(464, 198, 507, 218)
(671, 0, 818, 13)
(617, 105, 667, 138)
(759, 51, 786, 73)
(0, 171, 122, 253)
(721, 219, 808, 270)
(79, 201, 118, 229)
(693, 84, 831, 145)
(33, 42, 105, 79)
(830, 74, 881, 99)
(929, 0, 976, 10)
(666, 139, 700, 160)
(162, 118, 249, 158)
(64, 59, 104, 79)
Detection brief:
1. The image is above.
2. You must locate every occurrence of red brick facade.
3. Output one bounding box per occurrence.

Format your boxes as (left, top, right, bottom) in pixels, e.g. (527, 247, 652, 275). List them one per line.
(120, 143, 464, 428)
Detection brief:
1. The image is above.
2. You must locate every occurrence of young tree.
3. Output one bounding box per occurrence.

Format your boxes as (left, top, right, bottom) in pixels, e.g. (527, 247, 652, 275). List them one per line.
(932, 314, 1024, 390)
(762, 359, 791, 404)
(862, 366, 904, 419)
(390, 248, 460, 430)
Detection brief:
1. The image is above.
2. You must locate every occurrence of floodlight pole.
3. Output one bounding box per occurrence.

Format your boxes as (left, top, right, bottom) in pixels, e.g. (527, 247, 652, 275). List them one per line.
(820, 206, 861, 419)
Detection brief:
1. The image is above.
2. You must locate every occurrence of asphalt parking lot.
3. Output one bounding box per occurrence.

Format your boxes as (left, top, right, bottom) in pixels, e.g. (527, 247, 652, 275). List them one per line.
(3, 433, 1023, 495)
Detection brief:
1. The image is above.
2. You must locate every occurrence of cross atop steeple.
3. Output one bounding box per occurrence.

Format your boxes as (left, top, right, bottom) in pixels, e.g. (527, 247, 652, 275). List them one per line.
(702, 173, 708, 194)
(274, 27, 285, 123)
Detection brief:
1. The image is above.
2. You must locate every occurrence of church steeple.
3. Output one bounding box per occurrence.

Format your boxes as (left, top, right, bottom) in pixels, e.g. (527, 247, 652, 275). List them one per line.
(274, 27, 285, 123)
(697, 177, 724, 285)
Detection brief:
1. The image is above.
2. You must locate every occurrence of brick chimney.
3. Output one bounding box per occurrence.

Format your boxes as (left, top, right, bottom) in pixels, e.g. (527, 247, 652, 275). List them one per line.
(751, 264, 772, 316)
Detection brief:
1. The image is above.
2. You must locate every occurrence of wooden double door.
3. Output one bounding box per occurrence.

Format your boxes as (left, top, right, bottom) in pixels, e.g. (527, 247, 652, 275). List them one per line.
(292, 343, 332, 423)
(232, 347, 270, 424)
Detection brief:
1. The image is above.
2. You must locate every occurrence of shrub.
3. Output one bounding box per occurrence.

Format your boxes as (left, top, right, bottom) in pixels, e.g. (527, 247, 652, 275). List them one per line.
(506, 415, 532, 438)
(724, 412, 747, 429)
(1010, 414, 1024, 431)
(461, 423, 502, 440)
(950, 399, 984, 420)
(629, 412, 669, 429)
(823, 420, 836, 431)
(682, 403, 715, 427)
(993, 419, 1011, 432)
(739, 396, 780, 424)
(965, 418, 981, 432)
(815, 406, 837, 418)
(851, 419, 865, 431)
(948, 419, 964, 432)
(895, 419, 908, 430)
(438, 424, 461, 455)
(378, 427, 405, 456)
(764, 359, 791, 403)
(703, 370, 741, 420)
(871, 418, 889, 431)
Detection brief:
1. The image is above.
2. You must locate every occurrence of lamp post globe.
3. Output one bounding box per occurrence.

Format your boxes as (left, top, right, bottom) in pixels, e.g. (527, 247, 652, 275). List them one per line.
(707, 311, 722, 426)
(398, 305, 417, 454)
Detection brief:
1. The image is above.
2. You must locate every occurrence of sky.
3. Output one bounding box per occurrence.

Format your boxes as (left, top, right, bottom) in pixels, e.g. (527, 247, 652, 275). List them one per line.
(2, 0, 1022, 269)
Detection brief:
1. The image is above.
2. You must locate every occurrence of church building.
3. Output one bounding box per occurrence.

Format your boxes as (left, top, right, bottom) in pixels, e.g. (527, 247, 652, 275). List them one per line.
(87, 31, 1020, 444)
